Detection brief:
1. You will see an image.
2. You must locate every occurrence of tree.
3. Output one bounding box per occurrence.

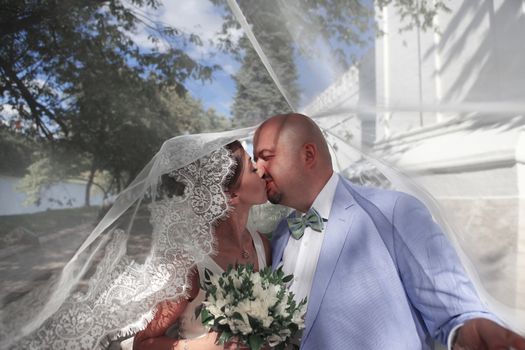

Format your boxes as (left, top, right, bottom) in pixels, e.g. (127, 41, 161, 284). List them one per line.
(231, 36, 296, 127)
(16, 83, 231, 207)
(212, 0, 449, 127)
(1, 0, 226, 206)
(0, 126, 37, 177)
(0, 0, 216, 139)
(211, 1, 300, 127)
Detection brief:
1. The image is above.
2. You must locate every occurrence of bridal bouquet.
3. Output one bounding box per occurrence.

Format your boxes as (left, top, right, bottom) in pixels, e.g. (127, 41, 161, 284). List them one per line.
(199, 264, 306, 350)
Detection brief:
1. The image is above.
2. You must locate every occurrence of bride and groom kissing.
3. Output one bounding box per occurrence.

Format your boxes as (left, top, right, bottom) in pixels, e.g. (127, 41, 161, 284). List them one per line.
(134, 113, 524, 350)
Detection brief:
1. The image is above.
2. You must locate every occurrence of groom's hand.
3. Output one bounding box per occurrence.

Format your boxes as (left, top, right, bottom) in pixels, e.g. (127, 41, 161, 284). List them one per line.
(453, 318, 525, 350)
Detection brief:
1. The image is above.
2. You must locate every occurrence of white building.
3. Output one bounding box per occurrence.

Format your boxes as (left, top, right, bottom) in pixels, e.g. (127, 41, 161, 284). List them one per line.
(304, 0, 525, 315)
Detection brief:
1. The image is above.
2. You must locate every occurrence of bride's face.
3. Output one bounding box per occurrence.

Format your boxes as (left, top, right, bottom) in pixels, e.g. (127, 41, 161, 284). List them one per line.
(235, 150, 267, 205)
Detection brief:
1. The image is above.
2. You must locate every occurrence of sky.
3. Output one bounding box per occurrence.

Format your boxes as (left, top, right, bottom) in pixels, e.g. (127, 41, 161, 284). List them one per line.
(0, 0, 373, 124)
(127, 0, 372, 117)
(128, 0, 243, 117)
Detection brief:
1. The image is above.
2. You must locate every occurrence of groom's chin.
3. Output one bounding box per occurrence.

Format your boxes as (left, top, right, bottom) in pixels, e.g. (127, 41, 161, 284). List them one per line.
(267, 192, 283, 205)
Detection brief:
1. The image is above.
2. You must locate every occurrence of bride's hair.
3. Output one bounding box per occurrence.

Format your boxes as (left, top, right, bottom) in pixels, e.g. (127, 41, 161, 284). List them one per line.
(223, 140, 245, 192)
(160, 140, 245, 198)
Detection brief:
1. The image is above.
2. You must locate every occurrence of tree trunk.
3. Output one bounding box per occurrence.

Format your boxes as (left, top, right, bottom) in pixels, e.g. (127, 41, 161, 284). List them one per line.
(85, 161, 97, 207)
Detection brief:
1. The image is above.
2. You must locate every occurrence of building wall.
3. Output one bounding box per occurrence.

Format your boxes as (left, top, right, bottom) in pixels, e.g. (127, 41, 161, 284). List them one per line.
(373, 0, 525, 314)
(375, 0, 525, 139)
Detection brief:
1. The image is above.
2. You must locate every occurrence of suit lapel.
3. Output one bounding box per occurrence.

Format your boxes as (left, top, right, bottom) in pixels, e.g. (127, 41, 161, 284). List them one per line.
(271, 220, 291, 270)
(302, 178, 356, 343)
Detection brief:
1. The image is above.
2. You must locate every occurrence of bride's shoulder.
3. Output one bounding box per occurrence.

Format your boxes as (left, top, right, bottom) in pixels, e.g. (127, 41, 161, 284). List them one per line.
(257, 231, 272, 266)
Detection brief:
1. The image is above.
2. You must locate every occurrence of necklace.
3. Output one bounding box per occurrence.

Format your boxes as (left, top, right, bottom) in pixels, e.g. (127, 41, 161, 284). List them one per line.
(241, 229, 252, 259)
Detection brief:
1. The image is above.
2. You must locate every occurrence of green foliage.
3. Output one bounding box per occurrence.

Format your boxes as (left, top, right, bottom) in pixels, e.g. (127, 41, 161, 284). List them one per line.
(231, 36, 296, 127)
(376, 0, 451, 33)
(1, 0, 232, 205)
(212, 0, 301, 127)
(0, 126, 37, 176)
(16, 143, 90, 205)
(0, 0, 216, 138)
(17, 155, 61, 206)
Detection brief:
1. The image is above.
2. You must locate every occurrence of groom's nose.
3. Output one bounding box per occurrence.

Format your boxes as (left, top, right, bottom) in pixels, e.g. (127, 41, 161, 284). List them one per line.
(255, 157, 264, 170)
(255, 165, 265, 178)
(255, 162, 270, 180)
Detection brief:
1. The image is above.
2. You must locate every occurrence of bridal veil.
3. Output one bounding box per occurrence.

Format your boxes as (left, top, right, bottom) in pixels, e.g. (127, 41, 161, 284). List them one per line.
(1, 1, 524, 348)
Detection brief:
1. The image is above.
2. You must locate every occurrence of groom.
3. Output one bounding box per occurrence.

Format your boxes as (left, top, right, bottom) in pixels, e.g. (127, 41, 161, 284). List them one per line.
(253, 113, 525, 349)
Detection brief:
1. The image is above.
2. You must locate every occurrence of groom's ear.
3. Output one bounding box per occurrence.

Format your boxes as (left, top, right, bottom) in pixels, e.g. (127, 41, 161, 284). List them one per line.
(303, 143, 317, 168)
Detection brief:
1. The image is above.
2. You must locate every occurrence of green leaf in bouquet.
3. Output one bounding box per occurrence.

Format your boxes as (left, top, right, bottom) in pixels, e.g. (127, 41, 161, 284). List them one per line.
(215, 315, 226, 325)
(276, 266, 285, 278)
(232, 312, 244, 321)
(204, 268, 212, 282)
(247, 315, 261, 329)
(209, 285, 217, 296)
(248, 334, 264, 350)
(200, 308, 214, 325)
(282, 274, 293, 283)
(218, 330, 233, 345)
(226, 264, 235, 274)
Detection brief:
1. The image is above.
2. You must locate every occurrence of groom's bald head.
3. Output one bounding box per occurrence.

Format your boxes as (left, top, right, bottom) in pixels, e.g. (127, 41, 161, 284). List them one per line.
(254, 113, 332, 167)
(254, 113, 333, 211)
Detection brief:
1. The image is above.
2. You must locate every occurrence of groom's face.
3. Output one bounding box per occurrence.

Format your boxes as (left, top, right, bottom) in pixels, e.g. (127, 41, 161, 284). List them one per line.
(253, 121, 301, 206)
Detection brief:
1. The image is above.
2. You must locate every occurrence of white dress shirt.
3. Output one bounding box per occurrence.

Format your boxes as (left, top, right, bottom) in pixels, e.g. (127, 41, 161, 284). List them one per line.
(282, 172, 339, 303)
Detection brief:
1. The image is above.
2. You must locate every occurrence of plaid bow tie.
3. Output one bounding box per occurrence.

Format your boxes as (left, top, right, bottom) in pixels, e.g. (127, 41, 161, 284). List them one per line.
(287, 207, 327, 240)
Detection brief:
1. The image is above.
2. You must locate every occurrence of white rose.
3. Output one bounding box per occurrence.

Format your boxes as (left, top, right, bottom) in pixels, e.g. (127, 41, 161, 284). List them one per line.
(231, 274, 242, 289)
(292, 307, 305, 329)
(250, 273, 261, 286)
(274, 300, 288, 318)
(252, 282, 265, 299)
(207, 305, 223, 318)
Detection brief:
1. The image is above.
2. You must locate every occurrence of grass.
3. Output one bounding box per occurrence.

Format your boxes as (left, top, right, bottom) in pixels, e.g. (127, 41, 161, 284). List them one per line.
(0, 206, 101, 236)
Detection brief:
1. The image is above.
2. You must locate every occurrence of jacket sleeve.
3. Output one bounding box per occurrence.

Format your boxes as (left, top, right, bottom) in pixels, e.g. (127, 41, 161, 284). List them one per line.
(391, 193, 499, 344)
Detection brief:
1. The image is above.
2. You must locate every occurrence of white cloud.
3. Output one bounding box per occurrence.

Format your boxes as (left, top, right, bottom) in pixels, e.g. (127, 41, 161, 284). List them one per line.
(125, 0, 242, 57)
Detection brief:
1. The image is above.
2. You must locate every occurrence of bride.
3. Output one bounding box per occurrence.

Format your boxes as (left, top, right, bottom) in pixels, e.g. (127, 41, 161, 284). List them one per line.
(132, 140, 271, 350)
(0, 132, 277, 350)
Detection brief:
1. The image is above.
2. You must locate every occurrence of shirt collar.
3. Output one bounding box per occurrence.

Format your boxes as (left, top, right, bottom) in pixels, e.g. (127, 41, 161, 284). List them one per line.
(308, 172, 339, 220)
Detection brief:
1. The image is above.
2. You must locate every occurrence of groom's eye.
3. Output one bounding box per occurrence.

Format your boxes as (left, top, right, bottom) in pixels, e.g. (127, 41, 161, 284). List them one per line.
(259, 153, 273, 161)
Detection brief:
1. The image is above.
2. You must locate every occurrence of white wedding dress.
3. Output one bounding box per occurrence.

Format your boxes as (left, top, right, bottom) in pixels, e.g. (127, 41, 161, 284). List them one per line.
(120, 228, 267, 349)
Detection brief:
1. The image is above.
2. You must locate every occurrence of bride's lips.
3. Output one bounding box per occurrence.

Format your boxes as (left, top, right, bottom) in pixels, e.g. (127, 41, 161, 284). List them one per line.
(265, 180, 276, 194)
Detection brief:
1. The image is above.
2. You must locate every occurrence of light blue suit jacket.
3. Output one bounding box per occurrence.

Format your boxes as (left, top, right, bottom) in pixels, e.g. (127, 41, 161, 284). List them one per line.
(271, 176, 494, 349)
